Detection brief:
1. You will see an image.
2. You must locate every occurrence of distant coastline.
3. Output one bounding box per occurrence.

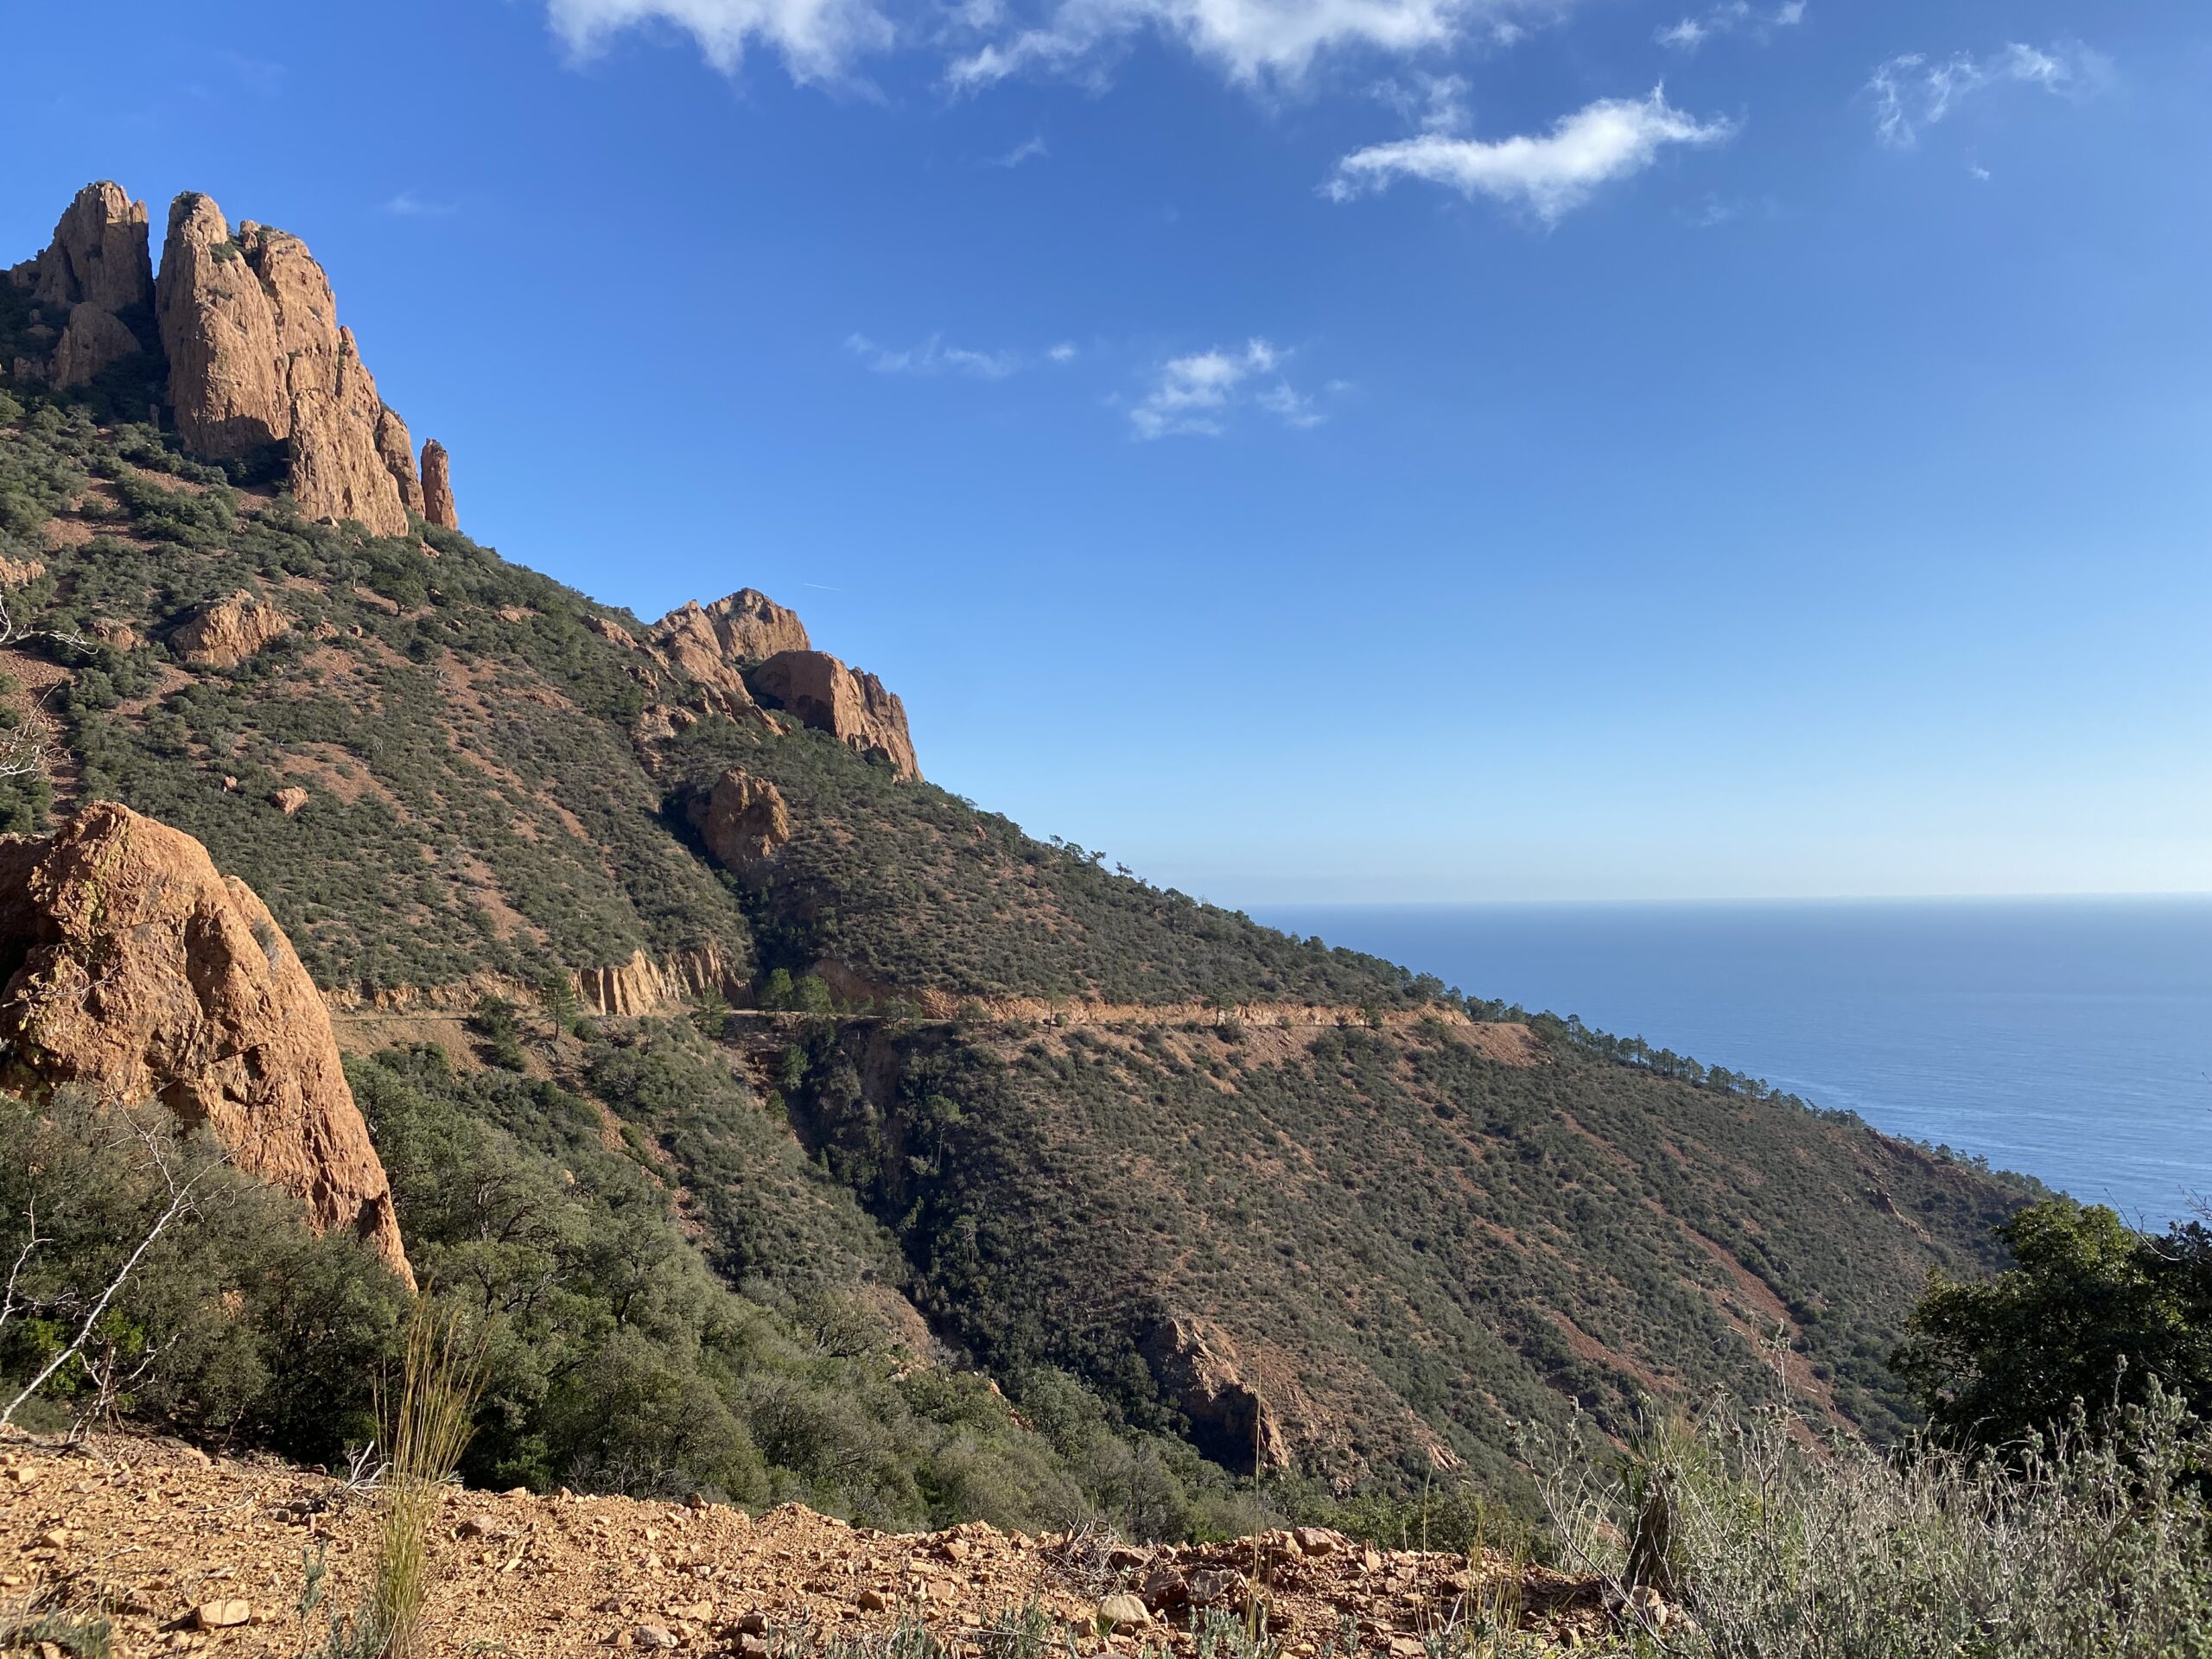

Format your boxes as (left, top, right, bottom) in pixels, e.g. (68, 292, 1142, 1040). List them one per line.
(1254, 895, 2212, 1224)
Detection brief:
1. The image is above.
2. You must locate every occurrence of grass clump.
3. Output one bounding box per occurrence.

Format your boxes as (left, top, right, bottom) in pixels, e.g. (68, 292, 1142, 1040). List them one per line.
(312, 1300, 487, 1659)
(1541, 1386, 2212, 1658)
(371, 1304, 487, 1659)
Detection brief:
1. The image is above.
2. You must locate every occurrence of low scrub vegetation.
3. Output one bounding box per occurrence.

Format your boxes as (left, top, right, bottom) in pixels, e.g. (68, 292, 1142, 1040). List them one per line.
(1542, 1385, 2212, 1657)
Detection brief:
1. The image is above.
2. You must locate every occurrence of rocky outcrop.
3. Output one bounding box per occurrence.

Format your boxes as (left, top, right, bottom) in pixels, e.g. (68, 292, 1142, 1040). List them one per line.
(646, 604, 761, 716)
(287, 324, 410, 532)
(573, 946, 738, 1019)
(25, 182, 442, 526)
(1140, 1317, 1290, 1475)
(421, 439, 457, 531)
(0, 804, 410, 1281)
(750, 650, 920, 781)
(29, 182, 154, 315)
(155, 194, 291, 459)
(170, 592, 289, 669)
(49, 303, 144, 390)
(658, 590, 810, 664)
(13, 182, 156, 391)
(154, 192, 415, 536)
(685, 769, 790, 871)
(375, 409, 425, 518)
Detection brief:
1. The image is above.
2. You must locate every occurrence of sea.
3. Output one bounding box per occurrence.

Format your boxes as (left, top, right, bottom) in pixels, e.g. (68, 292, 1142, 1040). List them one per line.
(1251, 898, 2212, 1226)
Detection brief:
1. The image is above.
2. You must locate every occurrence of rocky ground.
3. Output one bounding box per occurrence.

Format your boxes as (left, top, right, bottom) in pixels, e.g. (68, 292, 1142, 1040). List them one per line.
(0, 1437, 1639, 1657)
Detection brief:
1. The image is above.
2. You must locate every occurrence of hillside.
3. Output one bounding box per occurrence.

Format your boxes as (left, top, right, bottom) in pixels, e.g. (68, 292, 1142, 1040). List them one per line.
(0, 181, 2037, 1517)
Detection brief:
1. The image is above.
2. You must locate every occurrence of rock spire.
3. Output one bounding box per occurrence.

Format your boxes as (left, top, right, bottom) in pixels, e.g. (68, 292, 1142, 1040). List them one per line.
(421, 438, 458, 530)
(154, 194, 423, 536)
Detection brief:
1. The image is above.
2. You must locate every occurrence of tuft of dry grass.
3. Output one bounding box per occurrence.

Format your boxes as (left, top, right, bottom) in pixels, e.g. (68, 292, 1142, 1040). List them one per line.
(370, 1300, 487, 1659)
(302, 1297, 486, 1659)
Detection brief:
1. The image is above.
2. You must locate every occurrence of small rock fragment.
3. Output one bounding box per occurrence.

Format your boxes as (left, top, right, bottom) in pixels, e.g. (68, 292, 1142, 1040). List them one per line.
(193, 1600, 251, 1630)
(633, 1624, 677, 1650)
(1097, 1594, 1151, 1630)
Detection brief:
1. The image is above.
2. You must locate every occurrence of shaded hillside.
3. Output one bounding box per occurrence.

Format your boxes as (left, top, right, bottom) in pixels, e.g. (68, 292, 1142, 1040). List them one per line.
(0, 185, 2039, 1512)
(771, 1012, 2024, 1497)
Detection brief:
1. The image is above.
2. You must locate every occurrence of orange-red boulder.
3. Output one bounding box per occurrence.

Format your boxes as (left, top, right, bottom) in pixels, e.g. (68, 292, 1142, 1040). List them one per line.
(0, 804, 410, 1281)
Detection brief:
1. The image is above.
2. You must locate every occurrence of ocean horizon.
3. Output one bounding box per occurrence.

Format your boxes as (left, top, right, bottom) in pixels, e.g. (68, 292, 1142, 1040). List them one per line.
(1251, 895, 2212, 1226)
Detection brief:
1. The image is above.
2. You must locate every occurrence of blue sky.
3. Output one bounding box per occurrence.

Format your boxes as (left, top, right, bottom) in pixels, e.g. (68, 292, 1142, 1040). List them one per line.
(11, 1, 2209, 903)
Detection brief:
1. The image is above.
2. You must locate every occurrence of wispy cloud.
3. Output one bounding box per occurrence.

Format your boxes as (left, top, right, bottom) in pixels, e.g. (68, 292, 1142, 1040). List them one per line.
(1048, 341, 1079, 362)
(1326, 86, 1735, 225)
(382, 190, 459, 218)
(1129, 340, 1324, 439)
(545, 0, 1554, 92)
(545, 0, 895, 86)
(845, 333, 1022, 378)
(947, 0, 1548, 91)
(1866, 39, 2112, 149)
(990, 133, 1049, 167)
(1656, 1, 1802, 53)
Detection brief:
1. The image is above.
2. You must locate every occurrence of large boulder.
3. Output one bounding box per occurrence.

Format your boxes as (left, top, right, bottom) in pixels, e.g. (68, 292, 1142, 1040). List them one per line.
(170, 592, 289, 669)
(0, 804, 410, 1282)
(686, 769, 791, 871)
(750, 650, 920, 781)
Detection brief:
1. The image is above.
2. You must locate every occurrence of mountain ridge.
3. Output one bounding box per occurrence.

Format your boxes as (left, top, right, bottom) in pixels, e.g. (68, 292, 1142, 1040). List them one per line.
(0, 178, 2038, 1510)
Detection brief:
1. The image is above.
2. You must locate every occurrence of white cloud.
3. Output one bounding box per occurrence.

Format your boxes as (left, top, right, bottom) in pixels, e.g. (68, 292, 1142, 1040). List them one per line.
(1866, 38, 2111, 149)
(1048, 341, 1079, 362)
(1326, 86, 1735, 224)
(948, 0, 1542, 90)
(545, 0, 895, 85)
(991, 133, 1050, 166)
(549, 0, 1551, 92)
(1656, 0, 1802, 53)
(1129, 339, 1323, 439)
(845, 333, 1021, 378)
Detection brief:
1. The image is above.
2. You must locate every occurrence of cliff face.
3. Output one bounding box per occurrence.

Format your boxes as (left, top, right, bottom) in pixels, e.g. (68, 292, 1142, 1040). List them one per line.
(0, 804, 410, 1281)
(750, 649, 921, 781)
(154, 195, 421, 536)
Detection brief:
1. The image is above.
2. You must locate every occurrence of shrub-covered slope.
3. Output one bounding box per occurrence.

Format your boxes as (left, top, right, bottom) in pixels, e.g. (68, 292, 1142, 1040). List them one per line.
(0, 375, 2036, 1509)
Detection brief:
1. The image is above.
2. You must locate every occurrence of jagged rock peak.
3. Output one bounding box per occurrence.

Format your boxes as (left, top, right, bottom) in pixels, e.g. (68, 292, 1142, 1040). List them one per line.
(751, 649, 921, 782)
(154, 193, 291, 460)
(421, 437, 457, 530)
(699, 589, 811, 660)
(29, 181, 153, 315)
(7, 182, 156, 393)
(0, 804, 411, 1282)
(145, 188, 419, 536)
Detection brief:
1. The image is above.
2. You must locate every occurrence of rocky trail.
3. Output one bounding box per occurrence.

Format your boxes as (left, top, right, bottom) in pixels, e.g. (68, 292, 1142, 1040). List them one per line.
(0, 1438, 1634, 1658)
